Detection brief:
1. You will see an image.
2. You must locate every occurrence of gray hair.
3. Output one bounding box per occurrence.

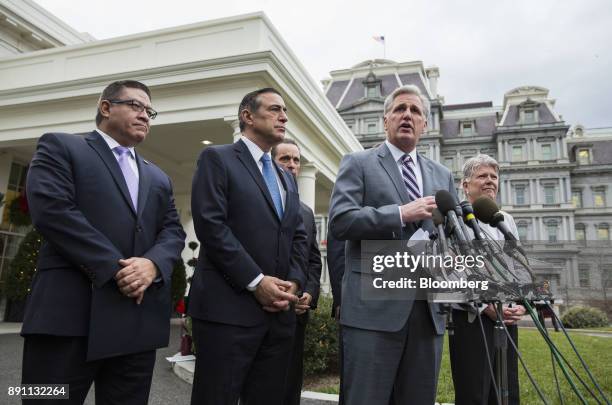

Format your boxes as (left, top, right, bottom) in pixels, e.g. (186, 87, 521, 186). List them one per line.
(462, 154, 500, 183)
(383, 84, 430, 119)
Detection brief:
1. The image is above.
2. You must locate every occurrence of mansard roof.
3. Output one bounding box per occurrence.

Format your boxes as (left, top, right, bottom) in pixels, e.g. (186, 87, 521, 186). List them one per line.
(325, 71, 430, 111)
(443, 102, 493, 111)
(441, 115, 498, 138)
(499, 100, 559, 126)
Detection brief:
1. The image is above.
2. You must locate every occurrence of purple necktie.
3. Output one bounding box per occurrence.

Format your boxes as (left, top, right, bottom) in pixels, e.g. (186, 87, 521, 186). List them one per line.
(114, 146, 139, 210)
(401, 154, 421, 201)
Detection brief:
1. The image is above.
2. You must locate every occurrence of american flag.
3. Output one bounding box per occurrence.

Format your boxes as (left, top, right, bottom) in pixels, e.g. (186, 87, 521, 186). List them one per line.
(372, 35, 385, 44)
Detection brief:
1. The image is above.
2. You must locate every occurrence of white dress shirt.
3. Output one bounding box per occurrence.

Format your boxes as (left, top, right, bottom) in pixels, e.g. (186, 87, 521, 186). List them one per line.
(240, 135, 286, 210)
(96, 129, 139, 179)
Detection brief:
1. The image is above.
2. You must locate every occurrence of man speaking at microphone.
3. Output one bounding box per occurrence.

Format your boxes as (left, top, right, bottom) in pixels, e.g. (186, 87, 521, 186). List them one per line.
(450, 154, 526, 405)
(329, 85, 457, 404)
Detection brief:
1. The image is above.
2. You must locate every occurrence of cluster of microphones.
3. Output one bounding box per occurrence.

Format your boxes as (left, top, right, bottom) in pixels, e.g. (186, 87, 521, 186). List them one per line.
(430, 195, 608, 405)
(428, 190, 541, 300)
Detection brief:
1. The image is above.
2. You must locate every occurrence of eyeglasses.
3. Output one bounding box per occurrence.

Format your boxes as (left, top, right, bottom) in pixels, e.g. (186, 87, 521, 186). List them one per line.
(106, 99, 158, 120)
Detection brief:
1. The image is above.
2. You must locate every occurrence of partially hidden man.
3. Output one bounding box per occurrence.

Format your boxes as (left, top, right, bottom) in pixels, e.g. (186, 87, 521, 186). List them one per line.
(22, 80, 186, 405)
(271, 138, 323, 405)
(188, 88, 308, 405)
(329, 84, 458, 404)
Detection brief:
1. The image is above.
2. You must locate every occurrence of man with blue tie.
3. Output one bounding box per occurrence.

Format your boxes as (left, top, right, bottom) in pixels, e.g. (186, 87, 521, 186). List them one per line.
(21, 80, 186, 404)
(329, 85, 457, 404)
(188, 88, 308, 405)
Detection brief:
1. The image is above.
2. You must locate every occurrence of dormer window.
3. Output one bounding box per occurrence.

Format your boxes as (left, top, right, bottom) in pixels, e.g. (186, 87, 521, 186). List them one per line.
(518, 99, 539, 124)
(366, 85, 379, 98)
(523, 109, 535, 124)
(363, 71, 381, 99)
(460, 121, 475, 136)
(577, 148, 591, 165)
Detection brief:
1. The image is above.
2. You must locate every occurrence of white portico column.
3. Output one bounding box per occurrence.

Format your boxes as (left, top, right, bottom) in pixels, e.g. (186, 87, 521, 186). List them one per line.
(297, 163, 317, 211)
(224, 116, 241, 143)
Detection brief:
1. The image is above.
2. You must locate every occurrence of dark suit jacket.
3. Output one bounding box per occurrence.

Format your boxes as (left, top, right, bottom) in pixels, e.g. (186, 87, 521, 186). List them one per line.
(300, 202, 322, 307)
(297, 202, 322, 325)
(187, 140, 308, 327)
(23, 131, 186, 360)
(325, 230, 345, 317)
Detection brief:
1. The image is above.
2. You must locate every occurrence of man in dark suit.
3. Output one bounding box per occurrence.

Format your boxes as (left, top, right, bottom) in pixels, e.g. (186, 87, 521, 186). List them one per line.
(271, 138, 322, 405)
(329, 84, 457, 404)
(188, 88, 308, 405)
(326, 231, 344, 320)
(22, 80, 186, 405)
(325, 230, 345, 405)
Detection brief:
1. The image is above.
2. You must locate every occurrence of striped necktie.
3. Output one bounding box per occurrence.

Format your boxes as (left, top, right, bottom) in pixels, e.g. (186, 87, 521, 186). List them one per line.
(400, 154, 421, 201)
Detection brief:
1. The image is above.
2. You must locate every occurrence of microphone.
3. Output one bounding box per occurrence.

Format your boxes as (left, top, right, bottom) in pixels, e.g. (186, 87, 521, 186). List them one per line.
(472, 197, 527, 257)
(435, 190, 469, 251)
(432, 208, 449, 254)
(461, 199, 516, 278)
(460, 200, 487, 240)
(454, 204, 472, 241)
(471, 196, 498, 224)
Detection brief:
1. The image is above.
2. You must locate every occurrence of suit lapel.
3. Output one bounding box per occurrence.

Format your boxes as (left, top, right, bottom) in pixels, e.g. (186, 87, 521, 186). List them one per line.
(86, 131, 136, 216)
(135, 153, 152, 219)
(234, 140, 281, 221)
(418, 154, 434, 197)
(377, 143, 410, 204)
(417, 155, 435, 233)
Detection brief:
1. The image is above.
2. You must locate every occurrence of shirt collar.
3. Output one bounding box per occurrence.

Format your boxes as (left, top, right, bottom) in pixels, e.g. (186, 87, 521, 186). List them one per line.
(96, 129, 136, 159)
(385, 140, 418, 164)
(240, 135, 269, 163)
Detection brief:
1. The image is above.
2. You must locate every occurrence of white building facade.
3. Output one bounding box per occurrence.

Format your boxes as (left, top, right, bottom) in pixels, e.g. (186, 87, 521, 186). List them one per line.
(0, 2, 362, 303)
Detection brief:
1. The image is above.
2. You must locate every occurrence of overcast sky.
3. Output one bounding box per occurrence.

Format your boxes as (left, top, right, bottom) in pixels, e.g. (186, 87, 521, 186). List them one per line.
(35, 0, 612, 128)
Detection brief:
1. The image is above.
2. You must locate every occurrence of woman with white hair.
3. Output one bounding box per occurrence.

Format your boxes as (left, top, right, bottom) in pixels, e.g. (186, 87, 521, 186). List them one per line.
(449, 154, 525, 405)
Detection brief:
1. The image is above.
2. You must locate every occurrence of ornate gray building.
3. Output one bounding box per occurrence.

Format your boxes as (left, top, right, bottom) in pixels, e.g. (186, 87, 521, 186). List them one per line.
(324, 59, 612, 310)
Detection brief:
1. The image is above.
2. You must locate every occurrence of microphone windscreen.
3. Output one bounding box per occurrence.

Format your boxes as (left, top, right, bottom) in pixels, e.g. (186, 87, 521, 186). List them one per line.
(490, 211, 505, 226)
(460, 200, 474, 215)
(432, 208, 444, 226)
(472, 196, 499, 224)
(435, 190, 456, 214)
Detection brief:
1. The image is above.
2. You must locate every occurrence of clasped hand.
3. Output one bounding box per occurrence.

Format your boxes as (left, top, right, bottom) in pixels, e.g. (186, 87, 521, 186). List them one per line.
(253, 276, 299, 313)
(114, 257, 157, 305)
(483, 304, 526, 325)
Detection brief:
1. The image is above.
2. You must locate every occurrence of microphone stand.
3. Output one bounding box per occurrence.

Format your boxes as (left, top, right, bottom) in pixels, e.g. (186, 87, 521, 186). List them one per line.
(493, 301, 509, 405)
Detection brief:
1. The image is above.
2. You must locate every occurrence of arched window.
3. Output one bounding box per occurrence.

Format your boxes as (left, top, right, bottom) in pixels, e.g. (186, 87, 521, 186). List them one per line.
(545, 219, 559, 242)
(516, 220, 529, 241)
(574, 223, 586, 241)
(598, 223, 610, 241)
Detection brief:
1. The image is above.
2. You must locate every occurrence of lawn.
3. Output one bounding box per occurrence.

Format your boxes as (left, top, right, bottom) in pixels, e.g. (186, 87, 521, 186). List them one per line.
(304, 329, 611, 404)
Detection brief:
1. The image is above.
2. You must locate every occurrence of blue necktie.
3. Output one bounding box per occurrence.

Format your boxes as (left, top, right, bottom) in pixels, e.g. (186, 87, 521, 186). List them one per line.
(261, 153, 284, 219)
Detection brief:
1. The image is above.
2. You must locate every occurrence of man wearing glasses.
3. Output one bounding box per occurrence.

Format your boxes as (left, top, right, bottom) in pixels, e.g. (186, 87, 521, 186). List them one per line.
(21, 80, 186, 405)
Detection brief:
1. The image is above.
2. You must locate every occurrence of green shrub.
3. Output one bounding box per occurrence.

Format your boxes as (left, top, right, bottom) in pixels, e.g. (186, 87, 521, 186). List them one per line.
(561, 306, 609, 329)
(304, 295, 339, 376)
(171, 260, 187, 309)
(4, 229, 41, 300)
